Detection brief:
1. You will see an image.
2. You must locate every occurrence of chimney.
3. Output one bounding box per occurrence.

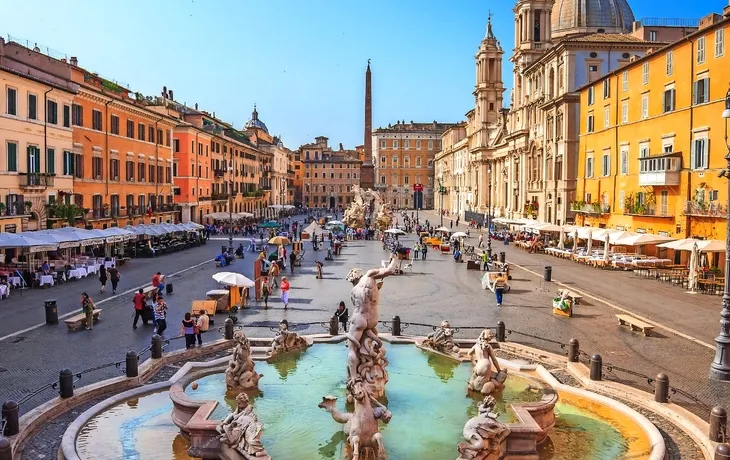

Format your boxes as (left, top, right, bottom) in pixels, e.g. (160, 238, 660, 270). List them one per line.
(195, 103, 198, 110)
(162, 85, 167, 98)
(70, 56, 78, 66)
(169, 89, 173, 100)
(339, 143, 344, 150)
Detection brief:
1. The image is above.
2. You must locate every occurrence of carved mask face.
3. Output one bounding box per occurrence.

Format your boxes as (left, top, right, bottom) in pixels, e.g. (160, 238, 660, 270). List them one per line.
(236, 393, 250, 409)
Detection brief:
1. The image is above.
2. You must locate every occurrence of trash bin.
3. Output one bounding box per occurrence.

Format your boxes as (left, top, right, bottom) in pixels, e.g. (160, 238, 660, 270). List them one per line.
(166, 283, 174, 295)
(44, 299, 58, 325)
(544, 266, 552, 282)
(499, 252, 506, 263)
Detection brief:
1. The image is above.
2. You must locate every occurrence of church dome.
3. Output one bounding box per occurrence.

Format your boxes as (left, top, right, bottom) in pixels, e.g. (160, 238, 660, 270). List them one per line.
(244, 104, 268, 133)
(551, 0, 635, 38)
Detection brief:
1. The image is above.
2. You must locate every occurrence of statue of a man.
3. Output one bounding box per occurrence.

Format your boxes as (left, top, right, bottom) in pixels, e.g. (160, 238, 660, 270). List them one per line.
(217, 393, 270, 459)
(466, 329, 507, 395)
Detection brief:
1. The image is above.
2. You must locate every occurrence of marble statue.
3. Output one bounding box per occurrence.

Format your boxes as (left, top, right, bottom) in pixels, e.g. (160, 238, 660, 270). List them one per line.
(217, 393, 271, 460)
(345, 255, 399, 399)
(269, 319, 308, 357)
(466, 330, 507, 396)
(225, 331, 262, 391)
(374, 203, 394, 231)
(421, 320, 460, 357)
(456, 396, 510, 460)
(343, 185, 383, 229)
(319, 378, 392, 460)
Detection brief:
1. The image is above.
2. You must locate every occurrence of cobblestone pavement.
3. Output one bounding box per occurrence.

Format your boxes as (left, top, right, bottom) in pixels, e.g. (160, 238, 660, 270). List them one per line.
(2, 212, 730, 423)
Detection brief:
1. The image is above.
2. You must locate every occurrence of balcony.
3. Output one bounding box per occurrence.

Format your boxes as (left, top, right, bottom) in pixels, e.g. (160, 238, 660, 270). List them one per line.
(638, 153, 681, 186)
(638, 170, 680, 187)
(570, 202, 611, 215)
(199, 196, 211, 201)
(19, 173, 55, 189)
(683, 200, 727, 218)
(211, 192, 228, 201)
(214, 169, 226, 178)
(261, 185, 272, 191)
(623, 206, 672, 218)
(287, 169, 295, 175)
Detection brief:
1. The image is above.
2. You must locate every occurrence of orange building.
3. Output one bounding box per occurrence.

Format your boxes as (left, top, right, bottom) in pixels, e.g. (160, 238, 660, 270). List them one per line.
(299, 136, 362, 209)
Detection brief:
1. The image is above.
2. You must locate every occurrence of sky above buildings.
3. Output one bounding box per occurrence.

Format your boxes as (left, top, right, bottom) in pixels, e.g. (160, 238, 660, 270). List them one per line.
(0, 0, 723, 149)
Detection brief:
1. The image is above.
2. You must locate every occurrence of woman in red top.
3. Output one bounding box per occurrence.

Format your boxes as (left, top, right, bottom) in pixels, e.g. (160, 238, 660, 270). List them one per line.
(280, 276, 290, 309)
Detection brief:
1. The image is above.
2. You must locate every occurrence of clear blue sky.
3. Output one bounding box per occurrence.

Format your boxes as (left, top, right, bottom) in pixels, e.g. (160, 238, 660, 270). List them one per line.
(0, 0, 722, 150)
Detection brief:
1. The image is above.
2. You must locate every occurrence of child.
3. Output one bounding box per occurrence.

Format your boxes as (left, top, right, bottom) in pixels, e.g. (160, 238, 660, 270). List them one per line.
(181, 312, 196, 349)
(334, 301, 349, 332)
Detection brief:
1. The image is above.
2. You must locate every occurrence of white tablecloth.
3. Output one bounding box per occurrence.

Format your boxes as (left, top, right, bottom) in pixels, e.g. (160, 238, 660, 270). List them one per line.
(86, 264, 99, 275)
(0, 285, 8, 297)
(8, 276, 21, 287)
(104, 259, 116, 268)
(39, 275, 54, 287)
(69, 267, 88, 279)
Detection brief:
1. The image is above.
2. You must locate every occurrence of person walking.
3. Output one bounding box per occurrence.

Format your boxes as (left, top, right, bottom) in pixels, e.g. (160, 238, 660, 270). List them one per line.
(269, 262, 280, 288)
(154, 295, 168, 337)
(133, 288, 146, 329)
(289, 251, 296, 274)
(478, 233, 484, 248)
(421, 243, 428, 260)
(494, 272, 508, 307)
(181, 312, 196, 349)
(261, 277, 270, 309)
(280, 276, 290, 309)
(334, 301, 349, 332)
(482, 250, 489, 271)
(108, 264, 120, 294)
(98, 265, 108, 293)
(81, 292, 95, 330)
(196, 309, 210, 345)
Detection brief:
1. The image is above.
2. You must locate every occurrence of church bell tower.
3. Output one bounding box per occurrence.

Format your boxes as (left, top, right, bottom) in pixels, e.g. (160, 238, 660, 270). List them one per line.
(475, 14, 505, 125)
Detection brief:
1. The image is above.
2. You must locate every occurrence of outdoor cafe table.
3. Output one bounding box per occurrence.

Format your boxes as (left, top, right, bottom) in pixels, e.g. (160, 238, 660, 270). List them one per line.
(38, 275, 54, 287)
(0, 285, 8, 298)
(69, 267, 88, 279)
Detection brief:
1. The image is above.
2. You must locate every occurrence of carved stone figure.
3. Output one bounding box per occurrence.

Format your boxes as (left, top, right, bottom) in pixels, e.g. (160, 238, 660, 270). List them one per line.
(466, 330, 507, 396)
(456, 396, 510, 460)
(374, 203, 394, 231)
(318, 378, 392, 460)
(269, 319, 308, 357)
(216, 393, 271, 459)
(225, 331, 262, 391)
(345, 255, 399, 399)
(422, 321, 460, 356)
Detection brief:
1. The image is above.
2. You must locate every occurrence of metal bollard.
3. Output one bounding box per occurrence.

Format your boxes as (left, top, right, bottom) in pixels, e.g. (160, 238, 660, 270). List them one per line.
(544, 266, 553, 282)
(0, 437, 11, 460)
(568, 338, 580, 363)
(710, 407, 728, 442)
(496, 321, 506, 342)
(392, 316, 401, 336)
(126, 351, 139, 378)
(499, 252, 506, 263)
(716, 444, 730, 460)
(44, 299, 58, 325)
(1, 401, 19, 436)
(59, 368, 74, 398)
(589, 354, 602, 381)
(654, 373, 669, 403)
(224, 318, 234, 340)
(151, 335, 163, 359)
(329, 316, 338, 336)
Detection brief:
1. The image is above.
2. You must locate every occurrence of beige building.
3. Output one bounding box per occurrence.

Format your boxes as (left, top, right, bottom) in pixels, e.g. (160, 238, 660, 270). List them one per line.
(300, 136, 361, 209)
(0, 65, 77, 231)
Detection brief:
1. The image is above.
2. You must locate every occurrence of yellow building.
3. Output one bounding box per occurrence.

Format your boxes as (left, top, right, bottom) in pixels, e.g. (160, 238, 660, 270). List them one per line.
(576, 10, 730, 240)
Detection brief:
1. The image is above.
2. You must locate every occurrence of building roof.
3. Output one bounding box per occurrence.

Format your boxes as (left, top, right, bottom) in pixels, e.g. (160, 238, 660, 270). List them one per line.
(562, 33, 649, 43)
(373, 120, 457, 134)
(552, 0, 635, 37)
(244, 104, 268, 134)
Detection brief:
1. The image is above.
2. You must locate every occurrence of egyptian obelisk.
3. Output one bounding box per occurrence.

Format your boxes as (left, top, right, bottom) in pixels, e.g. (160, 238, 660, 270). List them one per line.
(360, 59, 375, 190)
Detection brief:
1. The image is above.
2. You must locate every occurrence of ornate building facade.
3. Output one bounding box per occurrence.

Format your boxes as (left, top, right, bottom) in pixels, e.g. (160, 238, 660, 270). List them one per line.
(299, 136, 362, 209)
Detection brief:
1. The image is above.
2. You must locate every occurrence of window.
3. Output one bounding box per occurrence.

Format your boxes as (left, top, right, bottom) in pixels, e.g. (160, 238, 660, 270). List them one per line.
(694, 77, 710, 104)
(126, 120, 134, 138)
(641, 63, 649, 85)
(156, 129, 163, 145)
(691, 137, 709, 170)
(109, 159, 120, 180)
(621, 102, 628, 124)
(602, 154, 610, 176)
(587, 114, 594, 133)
(138, 163, 145, 182)
(587, 87, 594, 105)
(6, 142, 17, 172)
(649, 31, 657, 41)
(588, 65, 598, 72)
(63, 104, 70, 127)
(622, 71, 628, 92)
(586, 157, 594, 178)
(666, 51, 673, 76)
(72, 103, 83, 126)
(148, 126, 154, 142)
(138, 123, 145, 141)
(620, 149, 628, 175)
(110, 115, 119, 135)
(380, 140, 385, 149)
(63, 151, 74, 175)
(393, 140, 399, 149)
(380, 156, 386, 165)
(641, 95, 649, 119)
(663, 88, 675, 113)
(173, 139, 180, 152)
(27, 93, 37, 120)
(416, 156, 422, 166)
(149, 164, 155, 183)
(165, 130, 171, 147)
(46, 148, 55, 174)
(428, 140, 434, 150)
(416, 140, 421, 150)
(74, 153, 83, 178)
(47, 100, 58, 124)
(404, 175, 410, 185)
(697, 36, 706, 64)
(92, 157, 103, 179)
(603, 80, 610, 99)
(27, 146, 40, 173)
(6, 88, 17, 115)
(716, 28, 725, 57)
(92, 109, 102, 130)
(604, 107, 610, 129)
(392, 156, 398, 166)
(640, 145, 650, 158)
(404, 140, 410, 149)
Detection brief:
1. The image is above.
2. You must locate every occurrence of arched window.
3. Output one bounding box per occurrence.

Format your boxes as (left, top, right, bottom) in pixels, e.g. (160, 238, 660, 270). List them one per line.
(404, 175, 410, 185)
(416, 156, 422, 167)
(404, 156, 410, 166)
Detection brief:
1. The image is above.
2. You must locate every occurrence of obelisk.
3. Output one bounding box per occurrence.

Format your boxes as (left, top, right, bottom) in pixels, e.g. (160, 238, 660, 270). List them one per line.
(360, 59, 375, 190)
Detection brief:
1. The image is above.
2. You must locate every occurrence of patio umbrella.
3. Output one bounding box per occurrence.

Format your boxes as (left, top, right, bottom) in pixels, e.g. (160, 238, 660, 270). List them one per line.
(303, 222, 323, 236)
(268, 236, 291, 246)
(688, 242, 700, 292)
(259, 221, 281, 229)
(384, 228, 406, 235)
(212, 271, 255, 288)
(435, 227, 451, 232)
(613, 233, 675, 246)
(586, 229, 593, 254)
(572, 229, 578, 252)
(603, 234, 610, 263)
(557, 228, 565, 250)
(451, 231, 468, 239)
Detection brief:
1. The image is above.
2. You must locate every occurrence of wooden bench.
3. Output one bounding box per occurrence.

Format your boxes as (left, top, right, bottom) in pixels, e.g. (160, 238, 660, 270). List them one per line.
(65, 309, 102, 331)
(557, 289, 583, 305)
(143, 285, 158, 300)
(616, 314, 655, 336)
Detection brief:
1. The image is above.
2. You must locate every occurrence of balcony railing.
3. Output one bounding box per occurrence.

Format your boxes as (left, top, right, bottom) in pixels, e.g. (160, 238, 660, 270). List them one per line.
(199, 196, 211, 201)
(638, 170, 680, 187)
(214, 169, 226, 178)
(570, 203, 611, 215)
(19, 173, 55, 188)
(211, 193, 228, 201)
(261, 185, 271, 191)
(623, 206, 672, 217)
(682, 201, 727, 217)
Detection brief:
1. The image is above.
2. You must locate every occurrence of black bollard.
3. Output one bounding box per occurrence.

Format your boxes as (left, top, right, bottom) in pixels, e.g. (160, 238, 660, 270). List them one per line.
(496, 321, 506, 342)
(329, 316, 338, 336)
(59, 368, 74, 398)
(126, 351, 139, 378)
(392, 316, 401, 336)
(499, 252, 506, 263)
(654, 373, 669, 403)
(224, 318, 234, 340)
(589, 354, 602, 381)
(716, 444, 730, 460)
(44, 299, 58, 325)
(544, 266, 552, 282)
(568, 338, 580, 363)
(151, 335, 163, 359)
(0, 437, 11, 460)
(1, 401, 19, 436)
(710, 407, 728, 442)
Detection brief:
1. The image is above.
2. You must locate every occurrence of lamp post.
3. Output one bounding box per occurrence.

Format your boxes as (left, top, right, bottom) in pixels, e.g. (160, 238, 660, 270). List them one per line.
(487, 161, 492, 260)
(438, 178, 444, 227)
(227, 153, 234, 255)
(710, 88, 730, 381)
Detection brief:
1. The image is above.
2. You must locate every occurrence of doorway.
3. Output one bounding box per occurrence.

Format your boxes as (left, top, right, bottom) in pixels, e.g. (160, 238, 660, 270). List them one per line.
(329, 196, 335, 209)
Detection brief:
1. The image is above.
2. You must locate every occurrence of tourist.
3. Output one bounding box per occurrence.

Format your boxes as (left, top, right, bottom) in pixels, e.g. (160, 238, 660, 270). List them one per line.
(482, 250, 489, 271)
(41, 260, 51, 275)
(478, 233, 483, 248)
(269, 261, 280, 288)
(132, 288, 146, 329)
(494, 272, 508, 307)
(181, 312, 196, 349)
(81, 292, 95, 331)
(413, 242, 421, 259)
(261, 277, 270, 309)
(280, 276, 290, 309)
(421, 243, 427, 260)
(108, 264, 121, 294)
(335, 301, 349, 332)
(196, 309, 209, 345)
(152, 272, 165, 295)
(289, 250, 296, 274)
(98, 265, 108, 293)
(154, 295, 168, 337)
(316, 260, 324, 279)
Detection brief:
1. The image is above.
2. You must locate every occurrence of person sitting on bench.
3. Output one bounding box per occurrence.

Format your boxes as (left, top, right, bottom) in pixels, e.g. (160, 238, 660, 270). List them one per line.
(152, 272, 166, 295)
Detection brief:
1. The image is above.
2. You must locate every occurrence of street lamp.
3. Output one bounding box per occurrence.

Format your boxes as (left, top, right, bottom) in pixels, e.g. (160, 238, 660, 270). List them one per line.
(710, 87, 730, 380)
(438, 178, 444, 227)
(487, 162, 492, 260)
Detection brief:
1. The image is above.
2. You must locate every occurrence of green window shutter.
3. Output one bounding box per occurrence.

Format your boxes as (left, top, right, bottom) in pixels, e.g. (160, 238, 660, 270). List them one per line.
(63, 152, 69, 175)
(47, 149, 55, 174)
(7, 143, 17, 172)
(690, 140, 696, 169)
(26, 146, 32, 173)
(34, 147, 40, 173)
(703, 139, 710, 169)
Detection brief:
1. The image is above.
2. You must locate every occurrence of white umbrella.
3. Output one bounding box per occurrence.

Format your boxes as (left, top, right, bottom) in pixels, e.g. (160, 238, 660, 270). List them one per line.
(435, 227, 452, 232)
(603, 234, 610, 263)
(384, 228, 406, 235)
(586, 229, 593, 254)
(451, 231, 468, 239)
(557, 229, 565, 250)
(687, 242, 700, 292)
(613, 233, 675, 246)
(212, 271, 255, 287)
(659, 238, 726, 252)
